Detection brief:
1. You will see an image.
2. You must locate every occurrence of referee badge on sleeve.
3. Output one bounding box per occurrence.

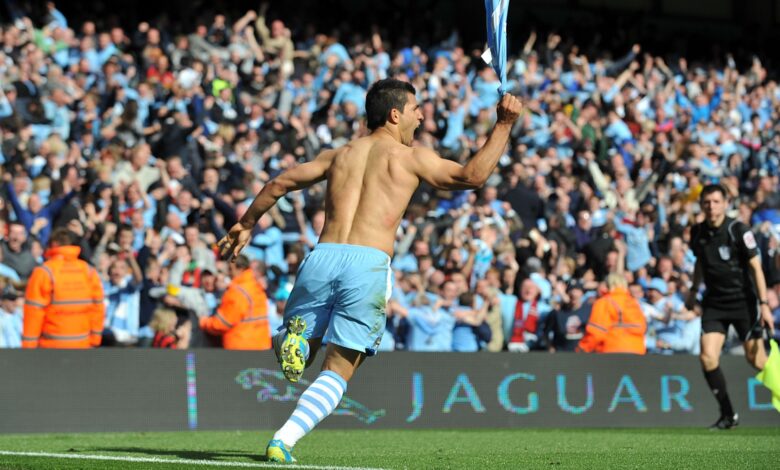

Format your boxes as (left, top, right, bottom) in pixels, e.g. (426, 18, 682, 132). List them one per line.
(718, 245, 731, 260)
(743, 231, 757, 249)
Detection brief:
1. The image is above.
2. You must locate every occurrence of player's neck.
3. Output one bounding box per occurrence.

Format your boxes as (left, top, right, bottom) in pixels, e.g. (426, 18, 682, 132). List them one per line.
(373, 126, 402, 143)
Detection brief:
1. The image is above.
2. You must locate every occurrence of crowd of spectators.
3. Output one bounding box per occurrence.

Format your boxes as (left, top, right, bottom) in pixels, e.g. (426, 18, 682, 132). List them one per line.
(0, 2, 779, 353)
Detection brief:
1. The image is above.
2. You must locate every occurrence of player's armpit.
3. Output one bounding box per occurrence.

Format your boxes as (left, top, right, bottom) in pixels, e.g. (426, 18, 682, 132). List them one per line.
(273, 148, 338, 192)
(410, 146, 481, 190)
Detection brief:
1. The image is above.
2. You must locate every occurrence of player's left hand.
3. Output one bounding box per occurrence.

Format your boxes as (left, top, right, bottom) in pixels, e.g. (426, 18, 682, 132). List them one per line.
(760, 304, 775, 337)
(218, 222, 253, 261)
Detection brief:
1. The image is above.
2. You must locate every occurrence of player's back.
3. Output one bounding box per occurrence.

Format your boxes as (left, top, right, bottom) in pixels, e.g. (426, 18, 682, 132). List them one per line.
(318, 135, 419, 256)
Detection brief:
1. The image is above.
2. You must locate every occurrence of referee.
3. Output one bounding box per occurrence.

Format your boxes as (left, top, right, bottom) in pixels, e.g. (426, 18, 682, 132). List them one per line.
(686, 184, 775, 430)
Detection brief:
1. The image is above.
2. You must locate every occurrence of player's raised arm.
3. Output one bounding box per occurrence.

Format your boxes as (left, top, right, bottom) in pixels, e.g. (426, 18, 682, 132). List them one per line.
(218, 148, 337, 260)
(411, 94, 522, 190)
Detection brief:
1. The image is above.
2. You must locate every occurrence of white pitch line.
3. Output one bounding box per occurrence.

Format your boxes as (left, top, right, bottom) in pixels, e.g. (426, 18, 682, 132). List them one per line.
(0, 450, 388, 470)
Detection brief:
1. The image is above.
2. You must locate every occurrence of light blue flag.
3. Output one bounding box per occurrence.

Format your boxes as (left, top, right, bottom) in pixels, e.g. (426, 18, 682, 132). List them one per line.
(483, 0, 510, 95)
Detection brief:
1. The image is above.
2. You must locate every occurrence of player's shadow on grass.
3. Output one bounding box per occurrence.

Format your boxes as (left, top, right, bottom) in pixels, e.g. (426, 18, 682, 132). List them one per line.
(89, 447, 269, 462)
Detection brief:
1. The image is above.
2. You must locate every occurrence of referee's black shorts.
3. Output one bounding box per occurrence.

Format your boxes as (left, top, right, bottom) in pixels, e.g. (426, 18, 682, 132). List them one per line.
(702, 302, 762, 341)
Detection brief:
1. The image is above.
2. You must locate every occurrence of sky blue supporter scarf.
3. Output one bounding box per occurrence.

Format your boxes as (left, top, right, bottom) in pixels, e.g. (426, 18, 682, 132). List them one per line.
(483, 0, 510, 95)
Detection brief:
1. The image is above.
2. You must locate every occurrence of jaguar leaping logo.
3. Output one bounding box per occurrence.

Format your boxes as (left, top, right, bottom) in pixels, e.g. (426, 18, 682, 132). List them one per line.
(235, 368, 386, 425)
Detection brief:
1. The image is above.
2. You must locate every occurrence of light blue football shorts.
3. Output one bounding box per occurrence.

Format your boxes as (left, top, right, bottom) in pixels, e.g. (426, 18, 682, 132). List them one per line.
(283, 243, 392, 356)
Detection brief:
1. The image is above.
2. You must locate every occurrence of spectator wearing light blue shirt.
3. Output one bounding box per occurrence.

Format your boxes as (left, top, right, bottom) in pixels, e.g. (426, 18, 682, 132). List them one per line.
(30, 88, 71, 143)
(103, 256, 143, 345)
(0, 288, 23, 348)
(332, 71, 366, 114)
(405, 301, 456, 352)
(614, 211, 652, 273)
(245, 214, 287, 273)
(0, 86, 15, 119)
(451, 292, 487, 352)
(45, 3, 68, 29)
(645, 278, 700, 354)
(604, 110, 633, 145)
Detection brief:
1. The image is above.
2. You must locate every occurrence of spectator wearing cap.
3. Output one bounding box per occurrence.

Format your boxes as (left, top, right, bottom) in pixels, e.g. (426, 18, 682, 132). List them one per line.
(0, 286, 22, 348)
(199, 255, 270, 350)
(543, 280, 593, 352)
(577, 273, 647, 354)
(643, 277, 673, 352)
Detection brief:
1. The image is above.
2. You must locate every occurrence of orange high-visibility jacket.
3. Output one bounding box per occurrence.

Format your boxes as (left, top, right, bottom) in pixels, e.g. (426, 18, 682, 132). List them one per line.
(23, 246, 105, 349)
(577, 287, 647, 354)
(200, 269, 270, 350)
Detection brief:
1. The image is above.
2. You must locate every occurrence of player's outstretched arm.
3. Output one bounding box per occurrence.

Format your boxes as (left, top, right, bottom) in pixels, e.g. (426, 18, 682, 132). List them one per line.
(218, 148, 337, 260)
(410, 94, 521, 190)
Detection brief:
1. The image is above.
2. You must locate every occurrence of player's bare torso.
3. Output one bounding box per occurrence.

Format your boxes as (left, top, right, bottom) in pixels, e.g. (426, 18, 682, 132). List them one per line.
(318, 135, 420, 257)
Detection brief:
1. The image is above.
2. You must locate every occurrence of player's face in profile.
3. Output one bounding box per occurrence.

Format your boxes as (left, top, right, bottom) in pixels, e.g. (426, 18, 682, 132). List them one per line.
(400, 93, 423, 146)
(701, 192, 725, 222)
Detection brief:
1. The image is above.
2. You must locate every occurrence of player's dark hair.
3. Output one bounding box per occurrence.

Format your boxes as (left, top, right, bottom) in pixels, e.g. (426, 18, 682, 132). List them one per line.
(365, 79, 416, 131)
(699, 184, 728, 202)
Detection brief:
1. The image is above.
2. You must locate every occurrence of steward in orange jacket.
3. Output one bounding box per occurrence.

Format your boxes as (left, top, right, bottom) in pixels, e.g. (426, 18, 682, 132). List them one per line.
(23, 228, 105, 348)
(199, 255, 270, 350)
(577, 273, 647, 354)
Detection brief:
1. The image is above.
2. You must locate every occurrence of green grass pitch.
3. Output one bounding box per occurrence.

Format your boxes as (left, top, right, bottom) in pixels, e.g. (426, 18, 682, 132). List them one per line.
(0, 428, 778, 469)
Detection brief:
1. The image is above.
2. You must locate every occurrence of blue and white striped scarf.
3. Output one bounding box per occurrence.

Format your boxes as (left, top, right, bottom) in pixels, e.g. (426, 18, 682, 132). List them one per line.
(484, 0, 510, 95)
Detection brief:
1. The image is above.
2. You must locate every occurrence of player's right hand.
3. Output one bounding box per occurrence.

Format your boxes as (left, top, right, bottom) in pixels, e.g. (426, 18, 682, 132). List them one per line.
(218, 222, 253, 261)
(496, 94, 523, 125)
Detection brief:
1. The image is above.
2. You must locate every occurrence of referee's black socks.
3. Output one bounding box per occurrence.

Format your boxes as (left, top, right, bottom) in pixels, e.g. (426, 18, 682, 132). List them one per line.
(704, 367, 735, 418)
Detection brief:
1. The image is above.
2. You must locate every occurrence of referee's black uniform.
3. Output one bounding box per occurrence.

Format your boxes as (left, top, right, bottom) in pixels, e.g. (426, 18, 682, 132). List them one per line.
(691, 216, 762, 339)
(691, 215, 762, 428)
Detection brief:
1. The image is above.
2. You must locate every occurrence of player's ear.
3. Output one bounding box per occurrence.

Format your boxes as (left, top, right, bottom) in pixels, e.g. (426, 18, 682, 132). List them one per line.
(388, 107, 401, 125)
